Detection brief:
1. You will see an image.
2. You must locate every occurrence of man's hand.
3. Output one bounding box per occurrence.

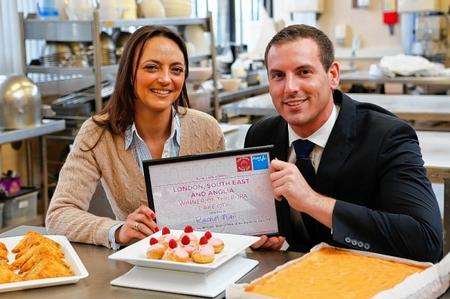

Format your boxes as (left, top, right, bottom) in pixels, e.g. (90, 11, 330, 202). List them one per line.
(116, 205, 158, 245)
(270, 159, 317, 212)
(270, 159, 336, 228)
(251, 235, 286, 250)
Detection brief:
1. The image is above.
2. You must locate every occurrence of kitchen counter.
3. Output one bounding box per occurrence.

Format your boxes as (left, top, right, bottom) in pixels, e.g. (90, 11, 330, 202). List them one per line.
(221, 93, 450, 122)
(0, 225, 301, 299)
(340, 71, 450, 86)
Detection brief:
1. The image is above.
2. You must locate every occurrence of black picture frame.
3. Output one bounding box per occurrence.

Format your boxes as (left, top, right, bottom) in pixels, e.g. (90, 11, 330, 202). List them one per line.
(142, 145, 278, 235)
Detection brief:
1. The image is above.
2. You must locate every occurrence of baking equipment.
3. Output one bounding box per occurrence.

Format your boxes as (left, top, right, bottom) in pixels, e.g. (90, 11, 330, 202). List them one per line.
(188, 87, 211, 112)
(98, 0, 124, 20)
(121, 0, 138, 19)
(114, 31, 132, 60)
(414, 13, 449, 64)
(51, 81, 114, 117)
(0, 75, 41, 130)
(40, 42, 72, 67)
(188, 66, 212, 82)
(219, 78, 241, 92)
(184, 25, 210, 56)
(65, 0, 96, 21)
(161, 0, 191, 17)
(139, 0, 166, 18)
(100, 32, 117, 65)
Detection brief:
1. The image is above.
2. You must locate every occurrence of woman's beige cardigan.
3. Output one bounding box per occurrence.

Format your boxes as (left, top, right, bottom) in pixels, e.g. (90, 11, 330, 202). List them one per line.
(46, 108, 225, 248)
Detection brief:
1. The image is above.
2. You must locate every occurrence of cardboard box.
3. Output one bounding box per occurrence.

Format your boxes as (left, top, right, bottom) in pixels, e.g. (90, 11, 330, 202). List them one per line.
(227, 243, 450, 299)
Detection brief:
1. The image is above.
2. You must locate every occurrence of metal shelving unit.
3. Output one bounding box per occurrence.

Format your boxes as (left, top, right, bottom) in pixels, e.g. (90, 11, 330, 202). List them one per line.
(19, 12, 220, 117)
(218, 83, 269, 105)
(0, 120, 66, 231)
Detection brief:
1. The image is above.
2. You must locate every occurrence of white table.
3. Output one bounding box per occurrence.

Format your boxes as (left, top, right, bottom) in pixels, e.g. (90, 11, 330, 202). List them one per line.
(222, 93, 450, 122)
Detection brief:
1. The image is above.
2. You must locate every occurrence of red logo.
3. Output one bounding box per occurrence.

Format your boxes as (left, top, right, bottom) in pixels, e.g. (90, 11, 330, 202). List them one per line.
(236, 156, 252, 172)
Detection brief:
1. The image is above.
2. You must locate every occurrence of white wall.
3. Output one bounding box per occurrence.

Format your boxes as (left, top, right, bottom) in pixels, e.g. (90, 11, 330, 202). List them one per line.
(273, 0, 404, 59)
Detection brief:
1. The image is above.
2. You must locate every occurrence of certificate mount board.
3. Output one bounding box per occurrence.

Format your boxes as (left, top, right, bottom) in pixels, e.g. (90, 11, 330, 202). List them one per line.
(143, 146, 278, 236)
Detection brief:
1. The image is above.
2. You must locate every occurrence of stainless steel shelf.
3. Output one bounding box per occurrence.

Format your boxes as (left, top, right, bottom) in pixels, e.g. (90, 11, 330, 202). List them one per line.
(190, 54, 212, 63)
(27, 65, 94, 76)
(26, 65, 119, 76)
(21, 12, 217, 116)
(218, 84, 269, 105)
(24, 19, 93, 41)
(23, 17, 209, 41)
(101, 17, 209, 28)
(28, 58, 208, 77)
(0, 120, 66, 145)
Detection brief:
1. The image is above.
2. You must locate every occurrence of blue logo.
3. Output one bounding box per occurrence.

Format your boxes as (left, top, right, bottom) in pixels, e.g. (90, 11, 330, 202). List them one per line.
(252, 153, 269, 170)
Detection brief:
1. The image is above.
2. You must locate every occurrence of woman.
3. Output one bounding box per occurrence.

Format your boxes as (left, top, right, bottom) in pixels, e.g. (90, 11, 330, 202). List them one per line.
(46, 26, 224, 248)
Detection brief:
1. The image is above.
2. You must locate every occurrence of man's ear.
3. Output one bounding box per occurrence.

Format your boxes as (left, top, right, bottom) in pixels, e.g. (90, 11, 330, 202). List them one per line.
(328, 61, 340, 89)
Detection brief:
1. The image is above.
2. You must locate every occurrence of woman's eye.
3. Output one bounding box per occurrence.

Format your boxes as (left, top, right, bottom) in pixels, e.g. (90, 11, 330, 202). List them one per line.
(144, 65, 158, 71)
(171, 68, 184, 75)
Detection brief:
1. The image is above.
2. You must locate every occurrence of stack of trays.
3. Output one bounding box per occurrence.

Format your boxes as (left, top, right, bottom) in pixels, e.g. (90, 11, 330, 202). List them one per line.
(100, 32, 117, 66)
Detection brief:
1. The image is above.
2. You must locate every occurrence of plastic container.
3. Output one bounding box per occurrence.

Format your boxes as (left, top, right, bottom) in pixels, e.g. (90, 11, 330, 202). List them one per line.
(2, 187, 38, 227)
(37, 0, 59, 19)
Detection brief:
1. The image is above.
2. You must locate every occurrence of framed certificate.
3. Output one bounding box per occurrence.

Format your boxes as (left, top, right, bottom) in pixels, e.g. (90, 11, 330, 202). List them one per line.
(143, 145, 278, 236)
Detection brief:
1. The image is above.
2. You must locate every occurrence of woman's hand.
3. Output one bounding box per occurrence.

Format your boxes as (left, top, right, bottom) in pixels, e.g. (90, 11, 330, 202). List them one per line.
(251, 235, 286, 251)
(115, 205, 158, 245)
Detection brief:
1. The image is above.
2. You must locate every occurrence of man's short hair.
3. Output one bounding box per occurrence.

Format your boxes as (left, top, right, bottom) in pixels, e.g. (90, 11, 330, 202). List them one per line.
(264, 24, 335, 71)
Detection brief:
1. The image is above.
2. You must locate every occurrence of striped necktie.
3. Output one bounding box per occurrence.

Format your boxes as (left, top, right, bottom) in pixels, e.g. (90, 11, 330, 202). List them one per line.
(292, 139, 316, 187)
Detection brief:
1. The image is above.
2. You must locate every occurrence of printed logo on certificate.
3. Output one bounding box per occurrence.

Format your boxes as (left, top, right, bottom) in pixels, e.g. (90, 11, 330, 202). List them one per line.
(143, 146, 278, 236)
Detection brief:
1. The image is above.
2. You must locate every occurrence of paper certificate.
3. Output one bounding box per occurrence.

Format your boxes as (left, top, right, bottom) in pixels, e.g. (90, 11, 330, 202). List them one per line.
(143, 146, 278, 236)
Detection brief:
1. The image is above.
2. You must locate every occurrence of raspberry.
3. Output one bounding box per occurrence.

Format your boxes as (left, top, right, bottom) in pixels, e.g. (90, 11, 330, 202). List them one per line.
(204, 231, 212, 239)
(168, 239, 177, 249)
(162, 226, 170, 235)
(184, 225, 194, 233)
(149, 237, 158, 245)
(153, 226, 159, 232)
(181, 235, 190, 245)
(199, 236, 208, 245)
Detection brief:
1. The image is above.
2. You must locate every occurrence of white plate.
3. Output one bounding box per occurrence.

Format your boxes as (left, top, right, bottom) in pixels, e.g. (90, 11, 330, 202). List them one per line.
(0, 235, 89, 293)
(108, 230, 259, 273)
(111, 256, 259, 298)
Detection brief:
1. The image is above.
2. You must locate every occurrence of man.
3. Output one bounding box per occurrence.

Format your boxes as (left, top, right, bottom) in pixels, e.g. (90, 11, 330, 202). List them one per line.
(245, 24, 442, 262)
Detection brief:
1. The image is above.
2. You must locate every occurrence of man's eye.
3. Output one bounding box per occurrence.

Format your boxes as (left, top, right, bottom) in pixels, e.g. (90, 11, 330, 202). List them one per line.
(271, 73, 283, 80)
(299, 69, 311, 76)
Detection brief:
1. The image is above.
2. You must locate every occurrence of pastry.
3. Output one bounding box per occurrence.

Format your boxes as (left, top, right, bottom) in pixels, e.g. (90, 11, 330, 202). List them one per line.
(245, 247, 427, 299)
(191, 236, 215, 264)
(13, 231, 60, 258)
(162, 239, 190, 263)
(11, 243, 65, 273)
(21, 257, 73, 281)
(204, 231, 224, 254)
(146, 237, 165, 260)
(179, 225, 198, 245)
(0, 242, 8, 261)
(158, 226, 176, 247)
(0, 261, 22, 284)
(180, 235, 197, 256)
(6, 232, 74, 282)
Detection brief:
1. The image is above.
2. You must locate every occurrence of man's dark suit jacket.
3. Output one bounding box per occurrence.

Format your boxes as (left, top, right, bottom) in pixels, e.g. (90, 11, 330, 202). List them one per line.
(244, 90, 443, 263)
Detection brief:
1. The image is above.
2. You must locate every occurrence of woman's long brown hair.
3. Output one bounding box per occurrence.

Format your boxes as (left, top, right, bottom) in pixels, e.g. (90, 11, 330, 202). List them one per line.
(85, 25, 190, 150)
